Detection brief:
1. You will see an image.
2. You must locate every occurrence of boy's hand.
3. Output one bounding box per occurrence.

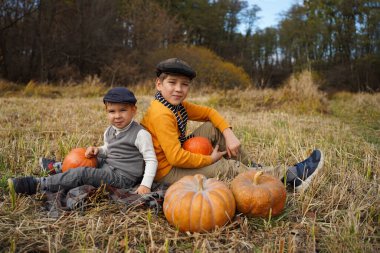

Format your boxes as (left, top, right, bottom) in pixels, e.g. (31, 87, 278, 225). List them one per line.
(85, 146, 99, 158)
(222, 128, 241, 158)
(135, 185, 151, 194)
(210, 144, 227, 163)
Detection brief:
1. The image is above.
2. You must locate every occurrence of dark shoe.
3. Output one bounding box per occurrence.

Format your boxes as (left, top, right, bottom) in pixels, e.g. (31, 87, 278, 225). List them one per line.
(39, 157, 61, 174)
(250, 162, 262, 168)
(8, 176, 38, 195)
(290, 150, 324, 192)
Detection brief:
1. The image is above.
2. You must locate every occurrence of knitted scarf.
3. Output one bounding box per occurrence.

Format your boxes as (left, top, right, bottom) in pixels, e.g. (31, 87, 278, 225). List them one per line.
(155, 91, 193, 144)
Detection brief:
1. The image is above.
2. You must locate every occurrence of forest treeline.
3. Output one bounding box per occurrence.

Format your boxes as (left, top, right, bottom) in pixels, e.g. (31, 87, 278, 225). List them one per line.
(1, 0, 379, 91)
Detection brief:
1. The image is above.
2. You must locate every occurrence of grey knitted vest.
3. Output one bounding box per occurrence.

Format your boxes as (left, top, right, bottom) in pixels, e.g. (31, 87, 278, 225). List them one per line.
(102, 121, 144, 181)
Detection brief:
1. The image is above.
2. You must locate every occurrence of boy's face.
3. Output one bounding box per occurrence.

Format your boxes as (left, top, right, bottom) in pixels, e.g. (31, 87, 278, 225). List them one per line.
(156, 74, 191, 105)
(105, 102, 136, 129)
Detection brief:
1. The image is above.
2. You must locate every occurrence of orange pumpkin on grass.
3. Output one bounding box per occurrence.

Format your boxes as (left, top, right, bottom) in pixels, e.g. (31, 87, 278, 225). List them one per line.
(231, 170, 286, 217)
(163, 174, 236, 233)
(183, 136, 213, 155)
(62, 148, 98, 173)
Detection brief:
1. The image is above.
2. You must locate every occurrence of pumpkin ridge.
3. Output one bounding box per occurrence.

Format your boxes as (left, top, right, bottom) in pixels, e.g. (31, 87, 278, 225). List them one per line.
(268, 183, 286, 215)
(213, 191, 226, 224)
(165, 186, 188, 206)
(210, 188, 230, 216)
(211, 184, 235, 221)
(166, 190, 191, 226)
(267, 186, 274, 217)
(188, 191, 197, 232)
(204, 191, 216, 230)
(190, 175, 205, 232)
(238, 177, 255, 213)
(247, 187, 255, 213)
(231, 170, 286, 217)
(164, 174, 236, 232)
(176, 191, 195, 230)
(261, 178, 280, 215)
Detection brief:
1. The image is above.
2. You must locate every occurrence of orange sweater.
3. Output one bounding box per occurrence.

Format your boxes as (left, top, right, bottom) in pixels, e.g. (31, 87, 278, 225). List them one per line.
(140, 100, 230, 180)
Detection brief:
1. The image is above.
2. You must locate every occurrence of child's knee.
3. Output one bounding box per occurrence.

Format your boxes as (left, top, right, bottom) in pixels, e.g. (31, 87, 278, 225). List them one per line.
(194, 121, 221, 140)
(202, 121, 214, 128)
(203, 122, 219, 134)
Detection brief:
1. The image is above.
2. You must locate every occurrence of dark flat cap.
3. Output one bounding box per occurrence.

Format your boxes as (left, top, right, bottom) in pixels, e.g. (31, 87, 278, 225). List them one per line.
(103, 87, 137, 104)
(156, 58, 196, 79)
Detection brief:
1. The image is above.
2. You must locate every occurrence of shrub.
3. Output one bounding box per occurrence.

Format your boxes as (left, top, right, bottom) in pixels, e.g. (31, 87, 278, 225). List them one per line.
(0, 79, 23, 96)
(62, 75, 108, 98)
(278, 70, 327, 113)
(146, 45, 252, 89)
(205, 70, 327, 114)
(20, 77, 107, 98)
(23, 80, 62, 98)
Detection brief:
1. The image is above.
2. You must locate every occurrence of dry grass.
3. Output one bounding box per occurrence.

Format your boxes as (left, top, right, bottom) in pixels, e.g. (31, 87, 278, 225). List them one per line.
(0, 74, 379, 252)
(206, 71, 327, 115)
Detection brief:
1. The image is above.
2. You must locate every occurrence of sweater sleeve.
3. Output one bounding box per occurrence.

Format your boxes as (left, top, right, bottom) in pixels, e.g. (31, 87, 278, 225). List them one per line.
(135, 129, 158, 188)
(97, 126, 110, 158)
(183, 101, 230, 132)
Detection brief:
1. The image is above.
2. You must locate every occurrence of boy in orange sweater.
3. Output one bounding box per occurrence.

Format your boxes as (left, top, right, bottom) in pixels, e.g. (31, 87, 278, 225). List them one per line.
(141, 58, 323, 191)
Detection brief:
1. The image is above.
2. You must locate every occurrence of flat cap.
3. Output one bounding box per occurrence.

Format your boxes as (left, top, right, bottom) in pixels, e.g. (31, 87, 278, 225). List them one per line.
(103, 87, 137, 104)
(156, 58, 196, 79)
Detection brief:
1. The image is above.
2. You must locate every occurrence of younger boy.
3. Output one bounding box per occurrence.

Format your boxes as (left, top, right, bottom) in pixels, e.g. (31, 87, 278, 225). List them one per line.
(140, 58, 323, 191)
(8, 87, 158, 195)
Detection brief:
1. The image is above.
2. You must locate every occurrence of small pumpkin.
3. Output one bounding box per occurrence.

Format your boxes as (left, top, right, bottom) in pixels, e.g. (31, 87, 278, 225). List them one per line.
(231, 170, 286, 217)
(163, 174, 236, 233)
(183, 136, 213, 155)
(62, 148, 98, 173)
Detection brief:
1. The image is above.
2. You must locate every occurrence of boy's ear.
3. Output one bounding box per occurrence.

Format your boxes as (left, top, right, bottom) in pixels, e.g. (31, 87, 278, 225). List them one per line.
(131, 105, 137, 115)
(155, 78, 162, 91)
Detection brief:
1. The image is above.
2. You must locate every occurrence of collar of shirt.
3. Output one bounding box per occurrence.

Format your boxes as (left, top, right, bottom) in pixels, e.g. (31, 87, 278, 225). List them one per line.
(112, 119, 134, 136)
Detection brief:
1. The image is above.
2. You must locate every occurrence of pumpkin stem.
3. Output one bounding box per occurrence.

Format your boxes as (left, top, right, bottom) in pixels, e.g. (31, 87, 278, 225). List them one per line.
(198, 183, 204, 191)
(253, 171, 264, 185)
(195, 174, 204, 191)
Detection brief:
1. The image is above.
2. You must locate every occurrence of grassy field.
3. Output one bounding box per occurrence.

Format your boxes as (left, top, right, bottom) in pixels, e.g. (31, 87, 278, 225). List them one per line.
(0, 73, 379, 252)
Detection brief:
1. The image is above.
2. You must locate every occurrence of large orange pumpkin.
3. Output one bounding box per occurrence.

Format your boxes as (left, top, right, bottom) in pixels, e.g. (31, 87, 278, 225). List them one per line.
(231, 170, 286, 217)
(62, 148, 98, 173)
(163, 174, 236, 233)
(183, 136, 213, 155)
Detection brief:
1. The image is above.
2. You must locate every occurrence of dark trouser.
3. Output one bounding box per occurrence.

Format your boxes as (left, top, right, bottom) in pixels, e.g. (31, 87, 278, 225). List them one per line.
(42, 165, 136, 192)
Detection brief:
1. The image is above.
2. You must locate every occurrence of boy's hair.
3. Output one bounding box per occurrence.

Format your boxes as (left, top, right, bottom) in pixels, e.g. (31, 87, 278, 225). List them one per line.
(158, 72, 190, 82)
(103, 87, 137, 105)
(156, 58, 196, 80)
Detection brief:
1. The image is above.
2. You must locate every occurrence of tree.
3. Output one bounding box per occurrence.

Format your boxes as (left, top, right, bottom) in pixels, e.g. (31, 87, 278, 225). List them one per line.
(0, 0, 38, 80)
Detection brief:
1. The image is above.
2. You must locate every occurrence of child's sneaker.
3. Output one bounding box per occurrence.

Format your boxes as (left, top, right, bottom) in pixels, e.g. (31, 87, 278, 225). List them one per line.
(290, 149, 324, 192)
(39, 157, 62, 174)
(8, 176, 39, 195)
